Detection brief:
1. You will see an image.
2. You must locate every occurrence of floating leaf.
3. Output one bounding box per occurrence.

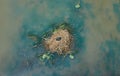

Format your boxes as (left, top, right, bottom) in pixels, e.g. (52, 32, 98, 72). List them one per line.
(75, 4, 80, 8)
(69, 54, 74, 59)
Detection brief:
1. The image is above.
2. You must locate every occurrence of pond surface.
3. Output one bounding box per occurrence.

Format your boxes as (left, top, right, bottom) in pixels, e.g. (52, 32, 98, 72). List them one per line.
(0, 0, 120, 76)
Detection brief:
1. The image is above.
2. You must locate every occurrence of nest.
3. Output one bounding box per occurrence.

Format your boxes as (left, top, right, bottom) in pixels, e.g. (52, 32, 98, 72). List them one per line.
(44, 28, 73, 55)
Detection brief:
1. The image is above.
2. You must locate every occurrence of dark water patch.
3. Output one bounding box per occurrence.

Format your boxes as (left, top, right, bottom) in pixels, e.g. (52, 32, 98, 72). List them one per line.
(117, 22, 120, 32)
(113, 3, 120, 18)
(52, 72, 61, 76)
(100, 40, 120, 75)
(113, 3, 120, 32)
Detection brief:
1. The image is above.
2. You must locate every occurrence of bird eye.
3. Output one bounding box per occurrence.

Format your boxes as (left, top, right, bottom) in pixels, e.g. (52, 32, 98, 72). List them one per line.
(56, 37, 62, 41)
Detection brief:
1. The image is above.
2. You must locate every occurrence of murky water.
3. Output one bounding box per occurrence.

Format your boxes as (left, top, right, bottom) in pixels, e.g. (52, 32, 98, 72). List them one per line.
(0, 0, 120, 76)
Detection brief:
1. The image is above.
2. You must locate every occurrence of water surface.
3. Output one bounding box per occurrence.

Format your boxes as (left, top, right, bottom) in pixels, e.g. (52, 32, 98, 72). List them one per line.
(0, 0, 120, 76)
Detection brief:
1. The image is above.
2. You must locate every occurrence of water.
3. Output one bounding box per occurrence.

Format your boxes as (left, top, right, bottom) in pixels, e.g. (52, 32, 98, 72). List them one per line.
(0, 0, 120, 76)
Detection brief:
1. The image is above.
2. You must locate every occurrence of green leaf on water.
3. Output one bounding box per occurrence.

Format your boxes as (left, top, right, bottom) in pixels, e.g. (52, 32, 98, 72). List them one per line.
(69, 54, 74, 59)
(75, 4, 80, 8)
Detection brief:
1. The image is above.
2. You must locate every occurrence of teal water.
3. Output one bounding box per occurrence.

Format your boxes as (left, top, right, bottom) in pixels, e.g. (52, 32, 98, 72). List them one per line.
(0, 0, 120, 76)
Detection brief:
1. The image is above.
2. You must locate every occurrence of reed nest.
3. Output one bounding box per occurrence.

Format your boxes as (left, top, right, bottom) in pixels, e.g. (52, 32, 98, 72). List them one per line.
(44, 28, 73, 55)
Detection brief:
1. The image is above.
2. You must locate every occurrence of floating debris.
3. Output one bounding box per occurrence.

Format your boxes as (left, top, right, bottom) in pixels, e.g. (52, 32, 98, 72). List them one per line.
(28, 34, 41, 48)
(42, 54, 49, 59)
(28, 34, 39, 42)
(38, 52, 53, 61)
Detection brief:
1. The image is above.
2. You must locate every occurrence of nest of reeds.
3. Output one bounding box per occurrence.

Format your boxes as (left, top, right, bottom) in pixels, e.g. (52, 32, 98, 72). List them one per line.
(44, 23, 73, 55)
